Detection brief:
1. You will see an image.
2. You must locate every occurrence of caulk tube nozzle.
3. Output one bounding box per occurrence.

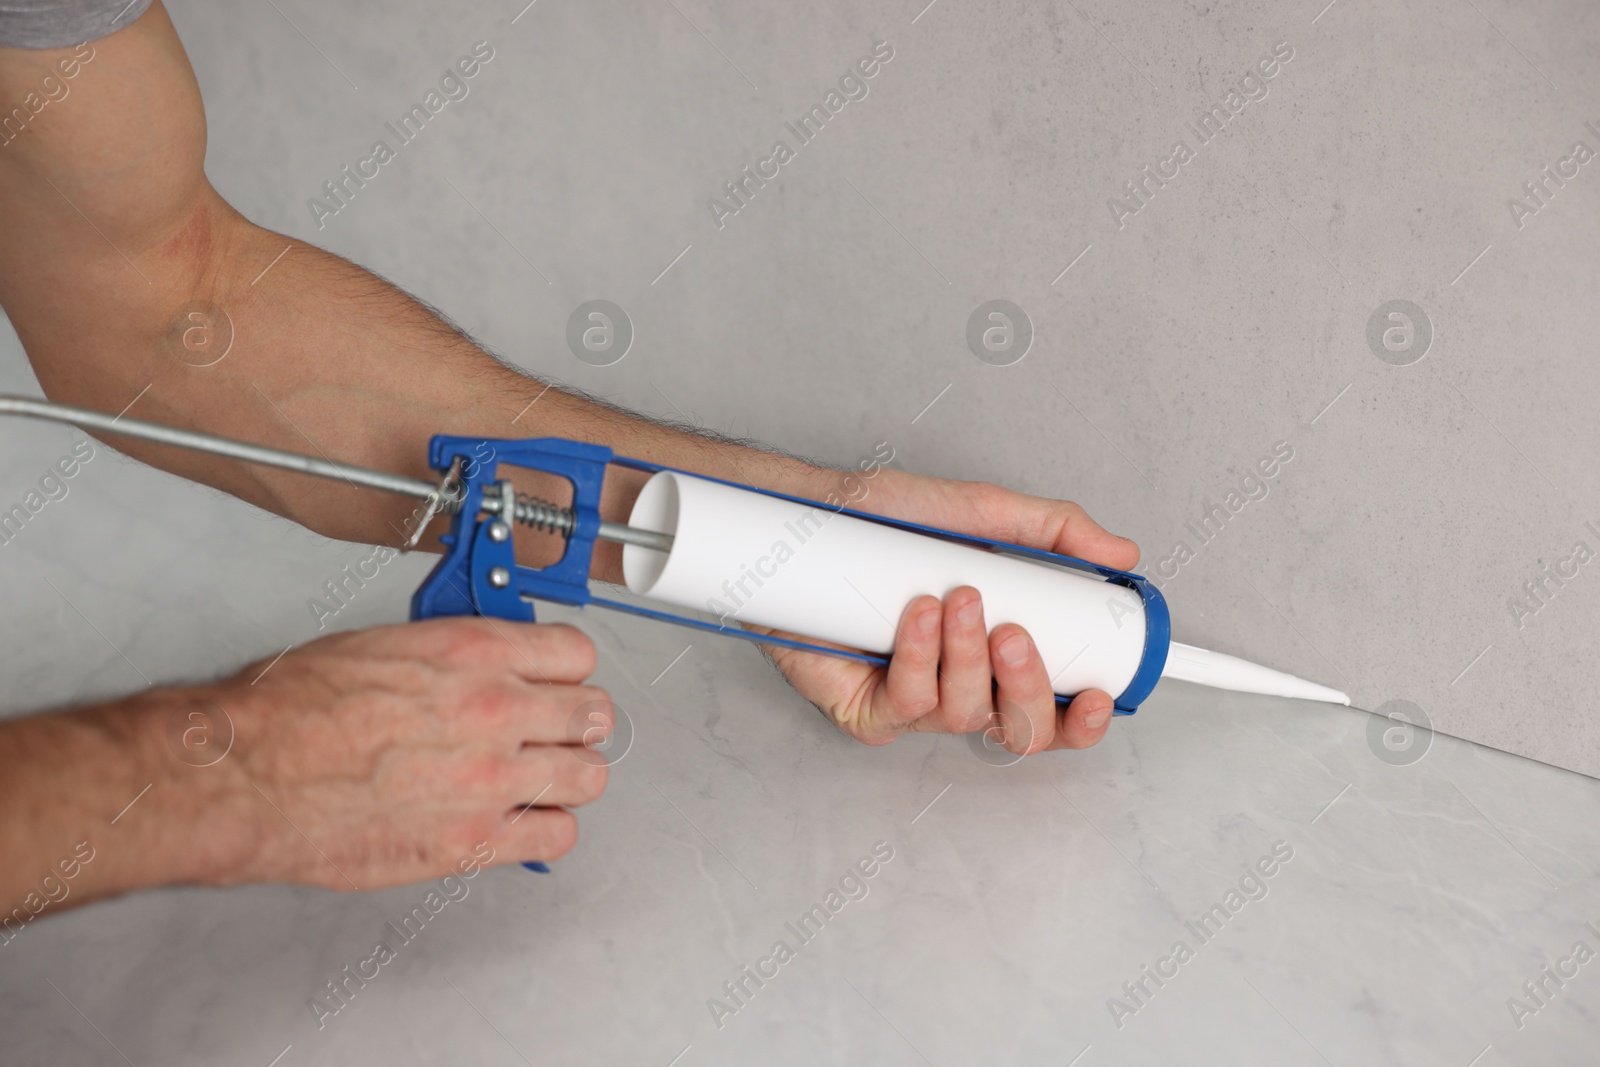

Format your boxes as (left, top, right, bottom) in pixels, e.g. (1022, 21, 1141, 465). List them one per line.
(1160, 641, 1350, 705)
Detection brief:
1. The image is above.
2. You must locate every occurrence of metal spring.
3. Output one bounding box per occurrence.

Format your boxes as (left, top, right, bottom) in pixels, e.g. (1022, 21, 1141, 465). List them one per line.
(511, 493, 577, 536)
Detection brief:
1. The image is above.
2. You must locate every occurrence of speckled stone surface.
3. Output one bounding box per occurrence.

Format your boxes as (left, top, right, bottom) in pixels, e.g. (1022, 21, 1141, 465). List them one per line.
(4, 0, 1600, 1063)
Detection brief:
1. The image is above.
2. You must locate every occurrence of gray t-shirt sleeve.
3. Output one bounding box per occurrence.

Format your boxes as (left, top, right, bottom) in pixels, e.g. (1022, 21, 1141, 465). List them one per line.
(0, 0, 151, 48)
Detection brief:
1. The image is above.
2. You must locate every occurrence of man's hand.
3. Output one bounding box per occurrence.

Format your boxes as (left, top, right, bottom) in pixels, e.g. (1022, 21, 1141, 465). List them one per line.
(190, 617, 610, 889)
(0, 617, 612, 911)
(765, 469, 1140, 756)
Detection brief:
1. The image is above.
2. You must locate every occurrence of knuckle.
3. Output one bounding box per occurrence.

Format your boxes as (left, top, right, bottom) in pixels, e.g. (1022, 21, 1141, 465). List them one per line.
(1056, 498, 1089, 522)
(457, 682, 519, 730)
(434, 618, 504, 663)
(454, 751, 513, 793)
(456, 813, 504, 856)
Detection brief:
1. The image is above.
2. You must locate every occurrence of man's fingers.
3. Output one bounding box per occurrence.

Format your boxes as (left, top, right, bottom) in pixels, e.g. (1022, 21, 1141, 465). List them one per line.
(409, 618, 598, 685)
(1053, 502, 1140, 571)
(989, 624, 1056, 756)
(1048, 689, 1117, 750)
(444, 681, 615, 747)
(516, 745, 609, 807)
(453, 745, 608, 808)
(871, 595, 943, 742)
(973, 482, 1138, 571)
(494, 807, 581, 865)
(507, 683, 614, 746)
(935, 586, 994, 733)
(558, 690, 618, 749)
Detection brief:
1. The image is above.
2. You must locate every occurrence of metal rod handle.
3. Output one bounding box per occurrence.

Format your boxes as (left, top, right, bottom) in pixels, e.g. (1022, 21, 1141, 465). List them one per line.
(0, 395, 443, 502)
(0, 395, 674, 553)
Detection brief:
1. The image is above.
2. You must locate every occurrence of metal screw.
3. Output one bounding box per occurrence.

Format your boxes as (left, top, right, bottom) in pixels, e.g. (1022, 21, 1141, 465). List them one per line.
(488, 521, 510, 542)
(488, 566, 511, 589)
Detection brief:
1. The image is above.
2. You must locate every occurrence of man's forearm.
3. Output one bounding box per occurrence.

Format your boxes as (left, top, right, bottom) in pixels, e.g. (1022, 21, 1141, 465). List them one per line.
(13, 194, 832, 581)
(0, 690, 214, 922)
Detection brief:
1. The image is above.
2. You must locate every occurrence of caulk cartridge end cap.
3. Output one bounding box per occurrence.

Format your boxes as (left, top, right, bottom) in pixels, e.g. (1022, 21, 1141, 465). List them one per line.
(1159, 641, 1350, 705)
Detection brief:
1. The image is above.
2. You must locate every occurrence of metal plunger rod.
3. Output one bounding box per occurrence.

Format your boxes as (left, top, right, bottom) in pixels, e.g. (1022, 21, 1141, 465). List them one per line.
(0, 395, 673, 553)
(594, 520, 674, 553)
(0, 395, 441, 500)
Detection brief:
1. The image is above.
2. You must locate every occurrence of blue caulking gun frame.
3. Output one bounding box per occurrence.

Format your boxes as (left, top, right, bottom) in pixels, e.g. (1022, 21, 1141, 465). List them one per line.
(412, 435, 1170, 702)
(0, 398, 1173, 874)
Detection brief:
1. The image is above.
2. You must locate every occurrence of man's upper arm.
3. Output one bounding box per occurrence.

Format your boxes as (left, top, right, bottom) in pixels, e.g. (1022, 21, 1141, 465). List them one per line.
(0, 0, 216, 324)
